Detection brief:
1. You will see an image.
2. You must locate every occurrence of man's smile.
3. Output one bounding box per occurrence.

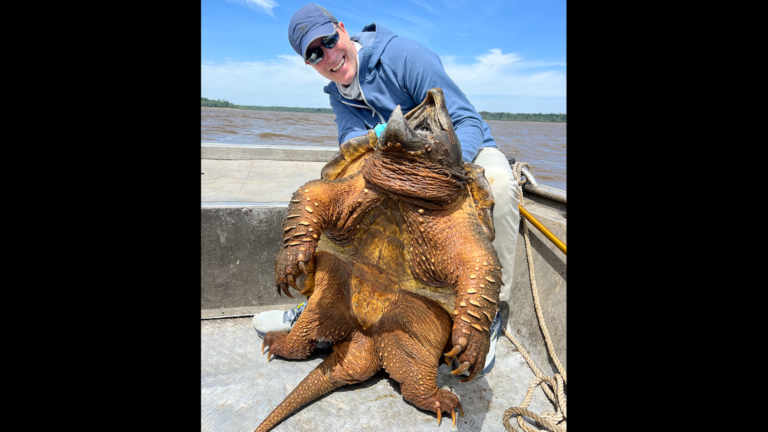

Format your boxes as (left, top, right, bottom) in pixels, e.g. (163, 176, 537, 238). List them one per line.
(331, 56, 345, 73)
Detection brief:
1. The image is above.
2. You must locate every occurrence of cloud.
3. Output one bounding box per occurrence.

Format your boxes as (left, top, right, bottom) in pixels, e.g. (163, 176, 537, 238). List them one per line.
(442, 48, 566, 101)
(411, 0, 441, 15)
(201, 48, 566, 112)
(386, 10, 434, 28)
(201, 56, 334, 107)
(226, 0, 278, 18)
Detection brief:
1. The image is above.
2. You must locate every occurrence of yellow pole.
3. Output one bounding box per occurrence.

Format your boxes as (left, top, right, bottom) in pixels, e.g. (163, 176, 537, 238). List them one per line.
(519, 205, 567, 255)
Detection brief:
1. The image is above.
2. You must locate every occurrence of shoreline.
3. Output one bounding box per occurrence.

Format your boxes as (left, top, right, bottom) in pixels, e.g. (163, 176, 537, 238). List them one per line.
(485, 119, 567, 125)
(200, 107, 566, 124)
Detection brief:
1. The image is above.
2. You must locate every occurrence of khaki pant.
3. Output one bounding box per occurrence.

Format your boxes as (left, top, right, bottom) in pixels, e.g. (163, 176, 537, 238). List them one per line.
(472, 147, 520, 302)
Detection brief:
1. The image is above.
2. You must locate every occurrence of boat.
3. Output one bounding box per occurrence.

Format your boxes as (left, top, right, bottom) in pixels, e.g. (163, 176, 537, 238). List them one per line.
(201, 142, 566, 431)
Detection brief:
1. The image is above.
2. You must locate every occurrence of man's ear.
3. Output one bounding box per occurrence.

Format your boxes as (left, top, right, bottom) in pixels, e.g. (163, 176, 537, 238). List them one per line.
(337, 22, 346, 34)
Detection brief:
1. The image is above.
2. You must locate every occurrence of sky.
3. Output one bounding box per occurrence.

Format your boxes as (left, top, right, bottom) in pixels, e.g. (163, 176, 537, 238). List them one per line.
(201, 0, 566, 114)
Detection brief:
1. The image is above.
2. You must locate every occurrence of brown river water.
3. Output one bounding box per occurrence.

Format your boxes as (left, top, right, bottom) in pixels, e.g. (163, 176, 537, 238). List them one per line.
(202, 108, 566, 191)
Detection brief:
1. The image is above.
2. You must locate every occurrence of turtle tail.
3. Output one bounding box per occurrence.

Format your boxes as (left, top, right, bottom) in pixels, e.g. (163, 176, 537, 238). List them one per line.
(254, 366, 337, 432)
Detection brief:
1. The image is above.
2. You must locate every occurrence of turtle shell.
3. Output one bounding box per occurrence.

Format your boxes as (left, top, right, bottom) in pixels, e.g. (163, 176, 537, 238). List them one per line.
(314, 91, 497, 322)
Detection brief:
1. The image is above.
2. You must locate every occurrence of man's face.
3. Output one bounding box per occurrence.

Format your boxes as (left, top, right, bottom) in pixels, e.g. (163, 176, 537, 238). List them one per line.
(306, 22, 357, 86)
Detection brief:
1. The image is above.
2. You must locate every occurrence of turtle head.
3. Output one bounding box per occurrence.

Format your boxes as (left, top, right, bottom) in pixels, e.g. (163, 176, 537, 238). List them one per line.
(377, 88, 463, 171)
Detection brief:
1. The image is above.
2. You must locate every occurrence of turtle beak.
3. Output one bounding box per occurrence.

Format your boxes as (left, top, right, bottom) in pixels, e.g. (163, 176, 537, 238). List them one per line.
(378, 105, 428, 154)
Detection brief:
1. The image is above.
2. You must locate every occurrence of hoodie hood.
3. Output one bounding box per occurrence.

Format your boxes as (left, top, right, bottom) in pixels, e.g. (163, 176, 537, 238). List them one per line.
(352, 24, 397, 76)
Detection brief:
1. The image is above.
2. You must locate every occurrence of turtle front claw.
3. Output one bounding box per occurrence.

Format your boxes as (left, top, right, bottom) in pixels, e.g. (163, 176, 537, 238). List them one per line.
(286, 274, 299, 292)
(282, 280, 295, 298)
(444, 345, 463, 358)
(451, 361, 471, 375)
(275, 240, 317, 297)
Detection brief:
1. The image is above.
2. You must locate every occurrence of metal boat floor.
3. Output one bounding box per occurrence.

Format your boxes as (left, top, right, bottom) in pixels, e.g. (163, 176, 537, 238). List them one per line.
(202, 317, 556, 432)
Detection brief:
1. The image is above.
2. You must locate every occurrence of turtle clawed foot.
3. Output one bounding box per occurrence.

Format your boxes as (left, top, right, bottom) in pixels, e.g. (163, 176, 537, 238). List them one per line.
(444, 345, 463, 358)
(430, 390, 463, 427)
(434, 408, 461, 428)
(263, 332, 287, 362)
(451, 361, 471, 375)
(281, 281, 294, 298)
(261, 341, 273, 362)
(285, 275, 298, 297)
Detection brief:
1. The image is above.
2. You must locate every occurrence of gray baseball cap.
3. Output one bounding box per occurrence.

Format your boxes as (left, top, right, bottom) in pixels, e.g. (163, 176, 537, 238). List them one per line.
(288, 4, 338, 61)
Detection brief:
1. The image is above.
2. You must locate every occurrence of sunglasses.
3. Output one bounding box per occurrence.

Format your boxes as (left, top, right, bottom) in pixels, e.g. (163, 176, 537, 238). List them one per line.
(305, 29, 340, 65)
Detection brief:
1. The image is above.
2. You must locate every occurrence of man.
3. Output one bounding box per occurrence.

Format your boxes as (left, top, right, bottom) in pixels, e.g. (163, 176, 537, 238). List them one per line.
(253, 3, 520, 377)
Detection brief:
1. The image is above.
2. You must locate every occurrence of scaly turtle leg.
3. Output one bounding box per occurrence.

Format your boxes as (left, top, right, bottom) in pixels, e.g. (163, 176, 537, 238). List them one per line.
(263, 252, 356, 360)
(375, 291, 463, 426)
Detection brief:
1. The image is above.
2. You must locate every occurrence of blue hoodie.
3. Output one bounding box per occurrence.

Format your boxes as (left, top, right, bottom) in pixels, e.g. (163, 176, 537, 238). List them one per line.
(323, 24, 497, 163)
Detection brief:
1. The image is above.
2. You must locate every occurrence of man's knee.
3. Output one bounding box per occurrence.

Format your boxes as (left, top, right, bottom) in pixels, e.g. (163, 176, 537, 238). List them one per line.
(473, 148, 520, 205)
(486, 166, 518, 200)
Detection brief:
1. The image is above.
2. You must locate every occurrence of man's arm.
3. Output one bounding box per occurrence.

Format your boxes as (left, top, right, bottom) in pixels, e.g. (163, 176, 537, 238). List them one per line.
(329, 96, 373, 145)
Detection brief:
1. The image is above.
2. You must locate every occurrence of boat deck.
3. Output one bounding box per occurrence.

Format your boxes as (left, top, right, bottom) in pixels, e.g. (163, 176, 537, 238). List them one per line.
(201, 317, 556, 432)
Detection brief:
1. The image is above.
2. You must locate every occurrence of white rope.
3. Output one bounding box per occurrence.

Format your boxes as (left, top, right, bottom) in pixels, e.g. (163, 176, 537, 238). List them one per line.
(502, 162, 567, 432)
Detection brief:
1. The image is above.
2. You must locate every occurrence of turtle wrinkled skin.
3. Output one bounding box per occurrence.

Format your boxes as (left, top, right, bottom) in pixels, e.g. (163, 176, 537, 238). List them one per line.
(256, 88, 502, 432)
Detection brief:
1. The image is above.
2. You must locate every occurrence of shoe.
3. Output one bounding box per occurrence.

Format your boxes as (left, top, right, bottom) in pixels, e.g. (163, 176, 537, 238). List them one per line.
(478, 310, 502, 377)
(252, 303, 331, 349)
(252, 302, 307, 338)
(452, 310, 502, 377)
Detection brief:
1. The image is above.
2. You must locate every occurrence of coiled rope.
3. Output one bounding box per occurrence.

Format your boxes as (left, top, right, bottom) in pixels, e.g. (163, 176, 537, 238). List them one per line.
(502, 162, 567, 432)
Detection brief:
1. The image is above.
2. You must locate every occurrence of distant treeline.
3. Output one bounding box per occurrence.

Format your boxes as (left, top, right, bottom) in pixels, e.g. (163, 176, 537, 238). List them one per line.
(201, 97, 237, 108)
(479, 112, 566, 123)
(202, 97, 565, 122)
(237, 105, 334, 114)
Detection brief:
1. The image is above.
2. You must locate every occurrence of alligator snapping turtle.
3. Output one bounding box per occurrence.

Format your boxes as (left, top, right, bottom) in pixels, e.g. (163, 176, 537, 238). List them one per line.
(257, 88, 502, 432)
